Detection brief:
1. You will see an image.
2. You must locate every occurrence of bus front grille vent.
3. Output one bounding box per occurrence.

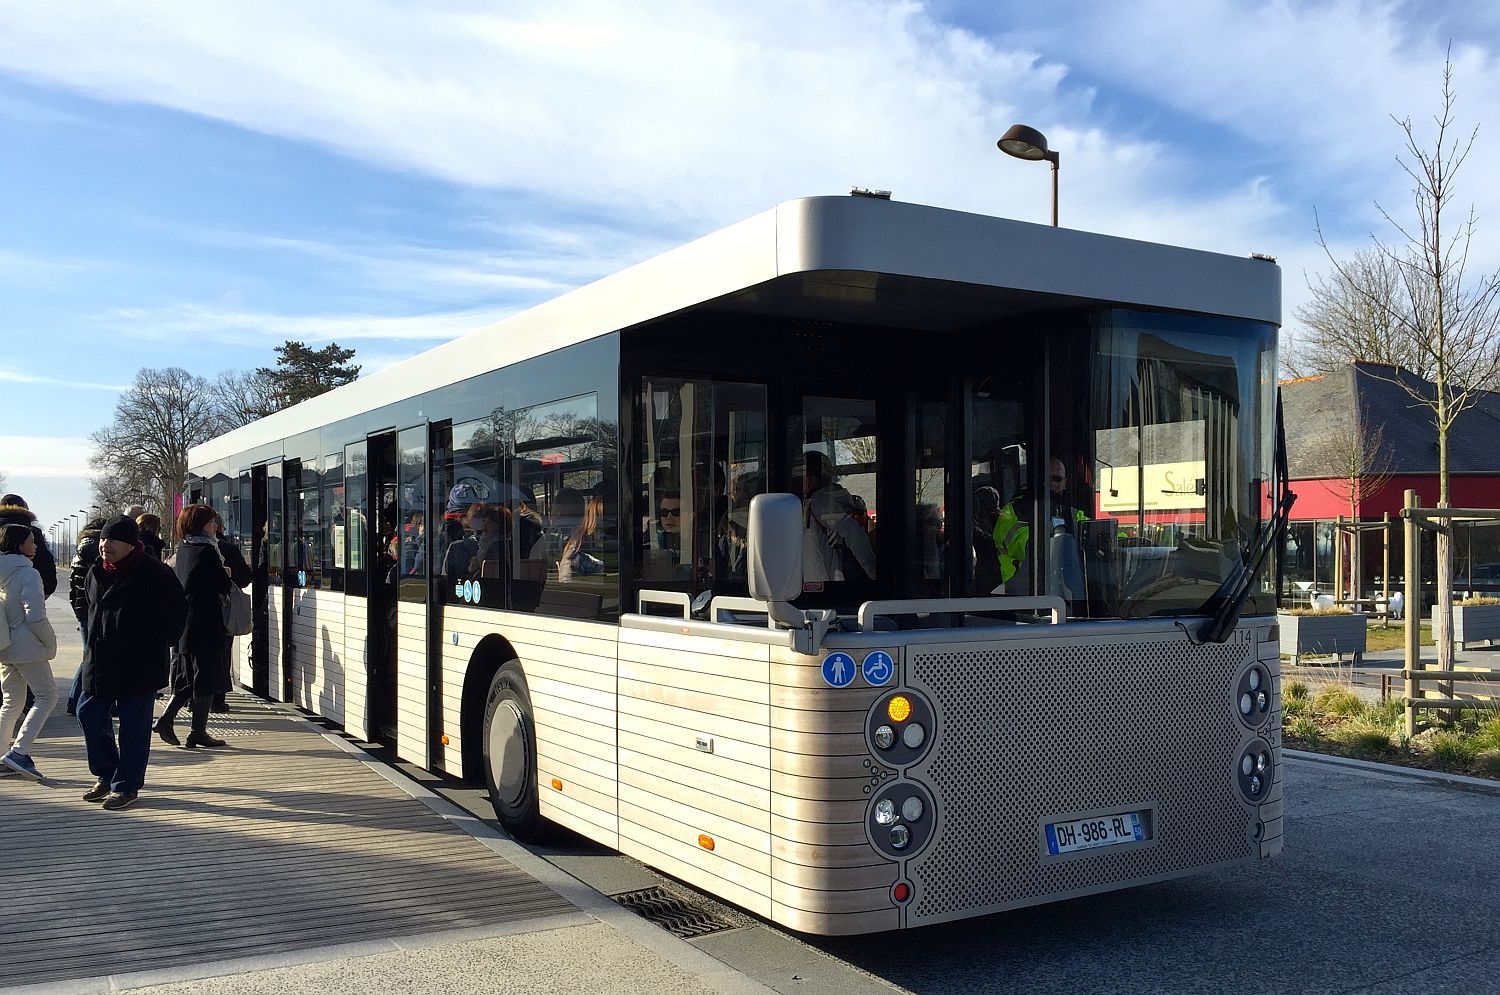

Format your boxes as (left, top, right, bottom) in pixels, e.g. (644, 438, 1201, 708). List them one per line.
(612, 887, 738, 939)
(904, 633, 1266, 922)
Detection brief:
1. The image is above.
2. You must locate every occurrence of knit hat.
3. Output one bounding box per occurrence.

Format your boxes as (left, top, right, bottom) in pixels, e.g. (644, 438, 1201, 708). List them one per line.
(101, 515, 141, 545)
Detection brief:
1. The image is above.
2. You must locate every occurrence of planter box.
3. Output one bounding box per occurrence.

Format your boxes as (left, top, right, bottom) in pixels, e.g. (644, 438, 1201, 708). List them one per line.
(1430, 603, 1500, 649)
(1278, 612, 1366, 664)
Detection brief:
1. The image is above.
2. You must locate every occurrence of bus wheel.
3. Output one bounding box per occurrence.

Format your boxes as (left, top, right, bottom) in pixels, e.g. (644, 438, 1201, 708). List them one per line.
(482, 662, 544, 841)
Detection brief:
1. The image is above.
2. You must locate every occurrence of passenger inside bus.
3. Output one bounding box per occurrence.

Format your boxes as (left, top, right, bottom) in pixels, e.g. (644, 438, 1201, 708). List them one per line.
(801, 451, 876, 584)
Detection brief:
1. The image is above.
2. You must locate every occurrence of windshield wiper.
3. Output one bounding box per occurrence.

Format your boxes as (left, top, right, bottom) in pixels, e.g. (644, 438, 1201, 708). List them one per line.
(1195, 394, 1296, 644)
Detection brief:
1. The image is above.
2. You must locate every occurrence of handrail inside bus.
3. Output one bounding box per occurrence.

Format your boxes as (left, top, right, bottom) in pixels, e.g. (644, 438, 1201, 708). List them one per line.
(857, 596, 1067, 631)
(637, 589, 691, 619)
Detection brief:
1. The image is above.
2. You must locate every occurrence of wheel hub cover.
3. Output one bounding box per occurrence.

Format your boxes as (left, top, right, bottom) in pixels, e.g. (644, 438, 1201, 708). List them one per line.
(488, 700, 529, 805)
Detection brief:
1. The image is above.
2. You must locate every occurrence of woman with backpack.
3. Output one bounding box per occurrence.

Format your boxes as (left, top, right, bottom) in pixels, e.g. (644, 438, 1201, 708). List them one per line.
(0, 523, 59, 780)
(153, 504, 232, 749)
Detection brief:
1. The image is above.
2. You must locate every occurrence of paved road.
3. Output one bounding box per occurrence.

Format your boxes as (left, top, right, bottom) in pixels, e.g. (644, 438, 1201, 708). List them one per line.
(427, 744, 1500, 994)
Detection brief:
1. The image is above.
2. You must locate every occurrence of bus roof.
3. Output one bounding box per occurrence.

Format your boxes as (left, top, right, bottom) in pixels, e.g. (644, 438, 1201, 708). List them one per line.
(190, 195, 1280, 467)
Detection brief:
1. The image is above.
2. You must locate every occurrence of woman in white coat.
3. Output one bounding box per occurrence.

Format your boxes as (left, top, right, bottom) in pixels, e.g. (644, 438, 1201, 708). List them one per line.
(0, 522, 58, 780)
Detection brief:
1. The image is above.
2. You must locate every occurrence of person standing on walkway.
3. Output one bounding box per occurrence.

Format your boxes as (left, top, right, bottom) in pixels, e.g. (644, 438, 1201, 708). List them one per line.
(64, 517, 105, 716)
(78, 515, 187, 811)
(0, 524, 58, 780)
(136, 513, 166, 560)
(0, 494, 56, 597)
(154, 505, 231, 749)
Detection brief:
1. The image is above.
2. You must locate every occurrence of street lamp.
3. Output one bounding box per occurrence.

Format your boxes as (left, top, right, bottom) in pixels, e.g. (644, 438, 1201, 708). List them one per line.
(997, 123, 1060, 227)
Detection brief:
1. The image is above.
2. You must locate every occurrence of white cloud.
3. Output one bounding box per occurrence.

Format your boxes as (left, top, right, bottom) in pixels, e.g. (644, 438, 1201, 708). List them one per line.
(1, 0, 1496, 345)
(95, 302, 503, 345)
(0, 435, 93, 479)
(0, 368, 127, 392)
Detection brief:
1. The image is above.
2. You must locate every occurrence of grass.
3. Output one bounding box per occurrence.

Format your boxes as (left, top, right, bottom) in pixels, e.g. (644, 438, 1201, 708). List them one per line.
(1312, 684, 1365, 718)
(1363, 622, 1433, 654)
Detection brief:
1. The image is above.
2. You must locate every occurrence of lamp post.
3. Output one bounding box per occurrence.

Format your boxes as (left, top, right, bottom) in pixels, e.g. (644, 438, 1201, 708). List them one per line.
(997, 124, 1060, 227)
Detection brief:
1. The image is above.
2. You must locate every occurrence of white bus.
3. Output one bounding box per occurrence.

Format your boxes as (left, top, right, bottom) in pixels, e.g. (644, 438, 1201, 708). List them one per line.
(187, 194, 1289, 935)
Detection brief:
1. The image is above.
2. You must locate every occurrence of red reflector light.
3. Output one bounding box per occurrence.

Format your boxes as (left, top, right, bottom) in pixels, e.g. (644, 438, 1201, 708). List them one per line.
(892, 882, 911, 903)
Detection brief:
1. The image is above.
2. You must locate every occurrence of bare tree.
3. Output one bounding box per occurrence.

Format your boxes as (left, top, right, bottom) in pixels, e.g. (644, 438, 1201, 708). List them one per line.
(90, 367, 221, 517)
(1313, 52, 1500, 668)
(211, 369, 282, 431)
(1309, 406, 1393, 602)
(1286, 249, 1429, 378)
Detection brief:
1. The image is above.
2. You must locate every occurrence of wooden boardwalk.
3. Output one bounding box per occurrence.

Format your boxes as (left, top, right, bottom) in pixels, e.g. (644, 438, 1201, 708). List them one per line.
(0, 691, 575, 990)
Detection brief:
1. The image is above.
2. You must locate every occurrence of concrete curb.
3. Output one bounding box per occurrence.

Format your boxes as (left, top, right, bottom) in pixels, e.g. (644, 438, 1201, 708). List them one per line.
(1284, 748, 1500, 794)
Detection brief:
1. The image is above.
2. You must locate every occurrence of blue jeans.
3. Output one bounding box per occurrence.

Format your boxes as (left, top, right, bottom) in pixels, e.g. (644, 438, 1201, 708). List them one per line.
(77, 691, 155, 796)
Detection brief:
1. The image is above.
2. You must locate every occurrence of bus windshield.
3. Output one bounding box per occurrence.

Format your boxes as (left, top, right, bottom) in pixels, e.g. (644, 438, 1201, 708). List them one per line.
(1089, 310, 1278, 619)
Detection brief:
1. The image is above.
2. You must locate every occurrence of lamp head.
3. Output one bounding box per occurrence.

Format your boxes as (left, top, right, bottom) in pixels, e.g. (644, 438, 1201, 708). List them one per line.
(997, 124, 1056, 163)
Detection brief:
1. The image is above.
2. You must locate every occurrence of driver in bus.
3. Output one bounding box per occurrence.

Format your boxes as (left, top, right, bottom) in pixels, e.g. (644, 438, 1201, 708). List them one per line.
(994, 457, 1086, 595)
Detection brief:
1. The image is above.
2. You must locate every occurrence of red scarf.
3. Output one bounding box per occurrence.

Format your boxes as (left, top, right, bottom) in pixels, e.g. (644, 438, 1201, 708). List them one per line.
(101, 541, 145, 573)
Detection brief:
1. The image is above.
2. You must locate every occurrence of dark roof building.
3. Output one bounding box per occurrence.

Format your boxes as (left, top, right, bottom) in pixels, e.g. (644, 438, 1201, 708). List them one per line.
(1280, 361, 1500, 600)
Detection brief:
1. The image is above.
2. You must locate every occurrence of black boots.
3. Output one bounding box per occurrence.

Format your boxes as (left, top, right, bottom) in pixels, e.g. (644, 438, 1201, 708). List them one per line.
(153, 715, 181, 747)
(185, 730, 227, 749)
(185, 696, 226, 749)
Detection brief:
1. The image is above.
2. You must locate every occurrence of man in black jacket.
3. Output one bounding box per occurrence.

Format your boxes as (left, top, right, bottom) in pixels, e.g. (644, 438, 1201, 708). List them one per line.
(0, 494, 56, 596)
(77, 516, 187, 811)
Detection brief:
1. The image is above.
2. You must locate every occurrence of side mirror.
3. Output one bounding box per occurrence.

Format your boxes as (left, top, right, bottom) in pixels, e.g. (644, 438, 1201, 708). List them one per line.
(748, 493, 803, 603)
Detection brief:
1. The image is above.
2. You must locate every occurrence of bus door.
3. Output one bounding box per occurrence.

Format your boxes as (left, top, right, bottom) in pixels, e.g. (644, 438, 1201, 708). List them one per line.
(395, 424, 431, 767)
(365, 430, 399, 747)
(247, 468, 271, 699)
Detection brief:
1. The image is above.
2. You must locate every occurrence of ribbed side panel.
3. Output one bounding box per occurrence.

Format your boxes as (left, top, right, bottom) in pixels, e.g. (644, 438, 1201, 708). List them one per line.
(266, 590, 284, 702)
(395, 601, 427, 767)
(287, 589, 347, 727)
(343, 596, 369, 739)
(617, 626, 771, 919)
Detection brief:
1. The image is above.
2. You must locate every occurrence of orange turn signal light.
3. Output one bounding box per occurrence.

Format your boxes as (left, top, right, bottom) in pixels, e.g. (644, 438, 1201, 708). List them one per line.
(698, 834, 716, 851)
(440, 734, 450, 746)
(551, 777, 563, 791)
(887, 694, 912, 723)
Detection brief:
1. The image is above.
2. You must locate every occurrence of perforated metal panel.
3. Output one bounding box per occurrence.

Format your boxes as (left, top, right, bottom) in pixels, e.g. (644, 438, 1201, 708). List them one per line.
(905, 628, 1266, 924)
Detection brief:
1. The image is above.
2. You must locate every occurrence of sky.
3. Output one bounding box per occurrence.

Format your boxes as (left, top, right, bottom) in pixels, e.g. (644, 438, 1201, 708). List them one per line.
(2, 0, 1499, 539)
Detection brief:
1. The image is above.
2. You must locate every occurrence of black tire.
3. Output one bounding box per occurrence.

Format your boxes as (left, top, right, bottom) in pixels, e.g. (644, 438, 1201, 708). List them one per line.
(481, 661, 545, 841)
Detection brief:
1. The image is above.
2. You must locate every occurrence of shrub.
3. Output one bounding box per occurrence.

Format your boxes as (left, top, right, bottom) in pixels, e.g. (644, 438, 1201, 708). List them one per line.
(1312, 685, 1365, 719)
(1477, 751, 1500, 777)
(1283, 696, 1308, 719)
(1336, 719, 1393, 755)
(1470, 716, 1500, 752)
(1428, 731, 1475, 768)
(1371, 698, 1405, 725)
(1285, 680, 1310, 701)
(1280, 607, 1355, 616)
(1458, 596, 1500, 606)
(1286, 716, 1320, 743)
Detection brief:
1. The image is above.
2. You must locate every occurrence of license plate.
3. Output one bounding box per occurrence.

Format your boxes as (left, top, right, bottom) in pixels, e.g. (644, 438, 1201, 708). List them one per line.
(1045, 811, 1144, 855)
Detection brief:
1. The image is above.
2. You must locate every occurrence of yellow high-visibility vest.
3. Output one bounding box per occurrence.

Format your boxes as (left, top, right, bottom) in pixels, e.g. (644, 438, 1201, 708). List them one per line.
(992, 502, 1087, 582)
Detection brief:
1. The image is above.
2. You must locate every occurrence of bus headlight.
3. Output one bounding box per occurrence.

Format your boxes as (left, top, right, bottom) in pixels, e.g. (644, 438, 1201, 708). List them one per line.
(901, 796, 924, 822)
(875, 799, 897, 825)
(1236, 666, 1274, 728)
(874, 725, 895, 750)
(1236, 740, 1274, 803)
(889, 825, 911, 850)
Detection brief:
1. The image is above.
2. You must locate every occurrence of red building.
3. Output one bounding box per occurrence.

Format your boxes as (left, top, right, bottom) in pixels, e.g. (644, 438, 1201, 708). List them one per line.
(1281, 361, 1500, 603)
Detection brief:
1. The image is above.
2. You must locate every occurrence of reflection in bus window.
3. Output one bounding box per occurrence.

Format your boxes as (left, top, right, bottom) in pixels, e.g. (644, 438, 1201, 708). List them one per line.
(793, 396, 877, 590)
(637, 379, 767, 598)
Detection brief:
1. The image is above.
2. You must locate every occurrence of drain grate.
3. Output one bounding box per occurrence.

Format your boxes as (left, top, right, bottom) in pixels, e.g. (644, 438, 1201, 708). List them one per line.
(612, 887, 738, 939)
